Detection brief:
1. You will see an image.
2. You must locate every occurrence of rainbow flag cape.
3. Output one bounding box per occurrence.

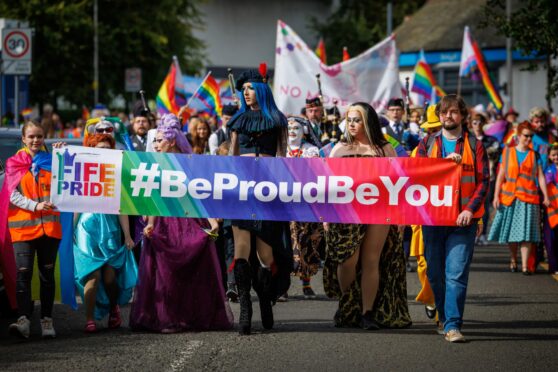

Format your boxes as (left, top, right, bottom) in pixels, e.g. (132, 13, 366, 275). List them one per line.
(197, 74, 222, 117)
(411, 51, 446, 102)
(156, 56, 187, 115)
(459, 26, 503, 111)
(315, 37, 327, 64)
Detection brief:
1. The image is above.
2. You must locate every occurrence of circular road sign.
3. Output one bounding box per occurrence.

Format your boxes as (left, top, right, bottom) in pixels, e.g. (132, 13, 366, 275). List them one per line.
(3, 30, 31, 59)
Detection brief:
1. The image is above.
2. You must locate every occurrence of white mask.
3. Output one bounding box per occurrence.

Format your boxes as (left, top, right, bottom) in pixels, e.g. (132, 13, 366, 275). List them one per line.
(288, 121, 304, 147)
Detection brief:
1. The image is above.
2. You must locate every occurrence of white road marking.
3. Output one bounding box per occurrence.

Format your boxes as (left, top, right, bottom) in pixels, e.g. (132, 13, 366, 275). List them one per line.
(169, 340, 203, 372)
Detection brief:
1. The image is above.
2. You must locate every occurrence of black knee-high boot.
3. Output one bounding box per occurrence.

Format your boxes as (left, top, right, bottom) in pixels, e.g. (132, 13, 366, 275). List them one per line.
(255, 266, 274, 330)
(234, 259, 252, 335)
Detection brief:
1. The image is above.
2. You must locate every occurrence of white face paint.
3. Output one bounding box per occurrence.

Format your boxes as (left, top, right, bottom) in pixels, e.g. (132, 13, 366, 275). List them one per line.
(288, 120, 304, 147)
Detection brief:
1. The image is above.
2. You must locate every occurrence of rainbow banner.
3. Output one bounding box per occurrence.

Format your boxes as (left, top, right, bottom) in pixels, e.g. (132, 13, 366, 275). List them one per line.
(411, 51, 446, 101)
(459, 26, 503, 111)
(51, 147, 462, 226)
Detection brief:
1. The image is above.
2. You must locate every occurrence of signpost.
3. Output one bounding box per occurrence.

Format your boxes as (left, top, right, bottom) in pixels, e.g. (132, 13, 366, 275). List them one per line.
(125, 68, 142, 92)
(1, 27, 32, 125)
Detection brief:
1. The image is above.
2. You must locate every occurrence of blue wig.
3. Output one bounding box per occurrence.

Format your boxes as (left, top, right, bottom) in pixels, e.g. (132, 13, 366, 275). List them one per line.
(229, 82, 287, 134)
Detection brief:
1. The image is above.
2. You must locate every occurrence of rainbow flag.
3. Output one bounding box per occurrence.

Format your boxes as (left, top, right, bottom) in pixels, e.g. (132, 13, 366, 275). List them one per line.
(459, 26, 503, 111)
(197, 74, 222, 117)
(315, 37, 327, 64)
(156, 57, 187, 115)
(411, 51, 446, 102)
(21, 108, 33, 118)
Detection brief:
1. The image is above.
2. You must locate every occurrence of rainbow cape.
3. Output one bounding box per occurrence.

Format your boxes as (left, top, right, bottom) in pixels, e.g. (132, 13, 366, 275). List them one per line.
(0, 150, 76, 309)
(459, 26, 503, 111)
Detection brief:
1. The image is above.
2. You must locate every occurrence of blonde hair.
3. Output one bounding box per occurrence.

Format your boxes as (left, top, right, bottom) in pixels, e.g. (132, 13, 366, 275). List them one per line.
(529, 106, 549, 120)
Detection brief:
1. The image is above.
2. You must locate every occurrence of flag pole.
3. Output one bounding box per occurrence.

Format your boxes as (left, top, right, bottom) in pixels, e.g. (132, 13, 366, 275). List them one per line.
(457, 75, 462, 96)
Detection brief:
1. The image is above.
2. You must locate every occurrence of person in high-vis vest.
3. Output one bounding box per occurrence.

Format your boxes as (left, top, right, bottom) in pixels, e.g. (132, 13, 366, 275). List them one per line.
(542, 144, 558, 275)
(410, 106, 443, 322)
(416, 95, 489, 343)
(5, 121, 65, 339)
(488, 121, 550, 275)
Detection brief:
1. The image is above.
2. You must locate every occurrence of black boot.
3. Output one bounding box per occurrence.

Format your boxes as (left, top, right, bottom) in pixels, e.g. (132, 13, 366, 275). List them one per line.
(234, 259, 252, 335)
(256, 267, 274, 330)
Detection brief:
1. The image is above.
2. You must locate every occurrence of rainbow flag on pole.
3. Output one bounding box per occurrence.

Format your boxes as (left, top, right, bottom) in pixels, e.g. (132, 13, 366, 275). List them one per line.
(411, 50, 446, 102)
(197, 73, 222, 117)
(315, 37, 327, 64)
(156, 56, 187, 115)
(459, 26, 503, 111)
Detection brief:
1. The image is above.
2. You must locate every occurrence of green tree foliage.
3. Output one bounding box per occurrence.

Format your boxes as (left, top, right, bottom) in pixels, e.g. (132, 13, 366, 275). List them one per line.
(485, 0, 558, 110)
(310, 0, 426, 63)
(0, 0, 204, 108)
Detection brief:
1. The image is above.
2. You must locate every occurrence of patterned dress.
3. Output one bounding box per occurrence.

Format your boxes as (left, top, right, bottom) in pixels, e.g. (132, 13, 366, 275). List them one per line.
(323, 154, 411, 328)
(288, 142, 323, 278)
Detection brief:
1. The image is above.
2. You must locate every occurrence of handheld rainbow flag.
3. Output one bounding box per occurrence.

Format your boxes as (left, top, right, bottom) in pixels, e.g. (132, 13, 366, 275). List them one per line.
(197, 73, 222, 117)
(411, 50, 446, 102)
(459, 26, 503, 111)
(315, 37, 327, 64)
(156, 56, 187, 115)
(342, 46, 350, 62)
(182, 72, 223, 118)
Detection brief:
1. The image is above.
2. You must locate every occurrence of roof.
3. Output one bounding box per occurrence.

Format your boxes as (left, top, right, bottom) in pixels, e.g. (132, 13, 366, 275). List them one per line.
(394, 0, 506, 52)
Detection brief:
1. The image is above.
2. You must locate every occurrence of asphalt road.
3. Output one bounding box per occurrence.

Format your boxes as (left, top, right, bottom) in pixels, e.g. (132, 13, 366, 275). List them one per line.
(1, 244, 557, 371)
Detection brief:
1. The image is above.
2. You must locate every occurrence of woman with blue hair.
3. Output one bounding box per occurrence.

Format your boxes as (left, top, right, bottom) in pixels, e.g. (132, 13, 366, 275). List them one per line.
(227, 65, 293, 335)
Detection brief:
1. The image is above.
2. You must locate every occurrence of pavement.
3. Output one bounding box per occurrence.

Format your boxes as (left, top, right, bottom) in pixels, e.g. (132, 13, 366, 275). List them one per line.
(0, 244, 557, 371)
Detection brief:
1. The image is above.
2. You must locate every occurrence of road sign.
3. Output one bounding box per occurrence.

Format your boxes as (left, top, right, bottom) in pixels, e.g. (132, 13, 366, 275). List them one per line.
(1, 28, 32, 75)
(125, 68, 142, 92)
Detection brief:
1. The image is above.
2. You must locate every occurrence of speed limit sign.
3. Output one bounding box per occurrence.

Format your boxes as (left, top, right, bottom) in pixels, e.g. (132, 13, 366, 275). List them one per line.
(2, 28, 32, 75)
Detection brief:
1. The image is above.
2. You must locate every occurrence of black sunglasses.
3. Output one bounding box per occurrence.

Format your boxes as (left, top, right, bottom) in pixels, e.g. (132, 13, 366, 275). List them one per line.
(96, 127, 114, 134)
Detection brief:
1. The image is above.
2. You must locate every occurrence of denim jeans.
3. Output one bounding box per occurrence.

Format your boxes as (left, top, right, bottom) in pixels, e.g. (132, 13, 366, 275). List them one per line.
(13, 236, 59, 318)
(422, 224, 476, 333)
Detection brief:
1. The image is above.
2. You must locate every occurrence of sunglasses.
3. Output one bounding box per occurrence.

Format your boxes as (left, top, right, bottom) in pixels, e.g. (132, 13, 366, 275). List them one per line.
(153, 138, 165, 143)
(471, 120, 482, 125)
(95, 126, 114, 134)
(522, 134, 533, 138)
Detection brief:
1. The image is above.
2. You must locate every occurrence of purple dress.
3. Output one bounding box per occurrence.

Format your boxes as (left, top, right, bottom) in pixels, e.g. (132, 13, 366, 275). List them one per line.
(130, 216, 233, 332)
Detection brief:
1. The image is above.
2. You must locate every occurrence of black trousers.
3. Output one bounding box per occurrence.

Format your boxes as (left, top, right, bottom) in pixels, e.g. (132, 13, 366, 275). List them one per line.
(13, 235, 59, 318)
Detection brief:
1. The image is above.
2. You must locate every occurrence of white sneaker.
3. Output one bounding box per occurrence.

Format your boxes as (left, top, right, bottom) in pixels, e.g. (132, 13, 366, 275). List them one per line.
(40, 317, 56, 338)
(9, 316, 30, 338)
(445, 329, 466, 343)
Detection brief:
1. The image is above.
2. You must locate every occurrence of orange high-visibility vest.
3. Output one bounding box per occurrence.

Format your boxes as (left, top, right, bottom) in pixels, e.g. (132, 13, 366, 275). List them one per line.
(547, 182, 558, 228)
(8, 169, 61, 242)
(428, 133, 485, 218)
(499, 147, 539, 206)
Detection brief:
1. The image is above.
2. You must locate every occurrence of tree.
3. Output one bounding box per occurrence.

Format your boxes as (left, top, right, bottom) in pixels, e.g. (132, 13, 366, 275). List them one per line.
(310, 0, 426, 64)
(485, 0, 558, 111)
(0, 0, 205, 109)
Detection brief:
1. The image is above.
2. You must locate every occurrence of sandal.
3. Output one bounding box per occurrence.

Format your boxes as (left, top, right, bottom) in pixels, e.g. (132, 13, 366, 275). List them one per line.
(84, 320, 97, 333)
(509, 262, 518, 273)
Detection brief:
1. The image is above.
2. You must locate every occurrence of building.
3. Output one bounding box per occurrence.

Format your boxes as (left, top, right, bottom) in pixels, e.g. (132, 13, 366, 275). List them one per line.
(395, 0, 557, 119)
(193, 0, 336, 77)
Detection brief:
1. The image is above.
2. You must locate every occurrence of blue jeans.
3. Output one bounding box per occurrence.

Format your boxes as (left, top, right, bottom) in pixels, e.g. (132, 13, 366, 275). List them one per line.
(422, 224, 476, 332)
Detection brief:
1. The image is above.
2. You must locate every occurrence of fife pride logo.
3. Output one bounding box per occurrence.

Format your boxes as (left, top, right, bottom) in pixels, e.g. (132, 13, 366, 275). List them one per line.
(55, 148, 116, 197)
